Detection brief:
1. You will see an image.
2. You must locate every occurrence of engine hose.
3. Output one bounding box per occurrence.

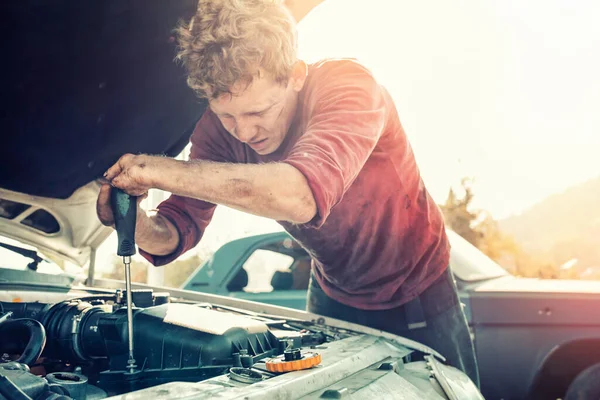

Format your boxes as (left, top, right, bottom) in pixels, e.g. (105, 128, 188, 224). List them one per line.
(0, 319, 46, 366)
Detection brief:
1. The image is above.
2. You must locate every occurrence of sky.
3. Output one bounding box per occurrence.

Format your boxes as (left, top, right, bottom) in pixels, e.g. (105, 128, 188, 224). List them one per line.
(296, 0, 600, 219)
(96, 0, 600, 271)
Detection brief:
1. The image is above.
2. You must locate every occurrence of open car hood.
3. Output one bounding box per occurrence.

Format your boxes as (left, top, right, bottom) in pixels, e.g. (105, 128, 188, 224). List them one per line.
(0, 182, 111, 266)
(1, 0, 204, 200)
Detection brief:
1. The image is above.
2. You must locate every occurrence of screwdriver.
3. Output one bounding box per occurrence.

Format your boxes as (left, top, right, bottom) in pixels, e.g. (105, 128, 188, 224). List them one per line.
(110, 187, 138, 374)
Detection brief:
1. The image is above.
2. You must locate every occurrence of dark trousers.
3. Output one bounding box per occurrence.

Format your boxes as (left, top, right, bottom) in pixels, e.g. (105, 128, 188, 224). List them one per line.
(307, 266, 480, 388)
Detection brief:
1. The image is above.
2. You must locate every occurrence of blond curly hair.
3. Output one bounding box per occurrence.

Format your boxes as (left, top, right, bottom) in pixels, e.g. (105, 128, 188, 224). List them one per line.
(176, 0, 298, 99)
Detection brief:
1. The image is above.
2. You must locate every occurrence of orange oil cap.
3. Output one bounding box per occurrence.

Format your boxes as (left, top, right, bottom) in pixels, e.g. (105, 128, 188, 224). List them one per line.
(265, 352, 321, 373)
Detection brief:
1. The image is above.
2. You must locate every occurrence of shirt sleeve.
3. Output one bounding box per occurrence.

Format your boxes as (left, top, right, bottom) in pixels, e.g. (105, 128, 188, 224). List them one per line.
(282, 61, 388, 228)
(139, 111, 234, 266)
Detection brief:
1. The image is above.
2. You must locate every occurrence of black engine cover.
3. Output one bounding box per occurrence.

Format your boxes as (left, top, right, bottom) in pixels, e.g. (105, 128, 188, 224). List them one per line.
(94, 303, 280, 393)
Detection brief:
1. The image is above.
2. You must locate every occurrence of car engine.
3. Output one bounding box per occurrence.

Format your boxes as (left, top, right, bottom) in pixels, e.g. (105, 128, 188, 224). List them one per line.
(0, 290, 343, 400)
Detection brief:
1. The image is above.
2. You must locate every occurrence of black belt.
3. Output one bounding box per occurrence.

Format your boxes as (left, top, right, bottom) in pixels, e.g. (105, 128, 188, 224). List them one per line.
(405, 295, 427, 329)
(404, 267, 454, 330)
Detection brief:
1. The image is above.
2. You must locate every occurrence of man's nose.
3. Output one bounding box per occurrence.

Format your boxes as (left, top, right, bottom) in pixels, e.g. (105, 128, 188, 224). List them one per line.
(235, 120, 258, 143)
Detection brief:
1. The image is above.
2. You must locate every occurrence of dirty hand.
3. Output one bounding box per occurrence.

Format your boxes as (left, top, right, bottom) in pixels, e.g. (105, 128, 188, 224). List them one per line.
(96, 183, 147, 228)
(103, 153, 157, 196)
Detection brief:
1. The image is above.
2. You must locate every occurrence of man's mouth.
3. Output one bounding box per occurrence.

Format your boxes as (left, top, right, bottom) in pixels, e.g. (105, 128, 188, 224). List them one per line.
(249, 138, 268, 150)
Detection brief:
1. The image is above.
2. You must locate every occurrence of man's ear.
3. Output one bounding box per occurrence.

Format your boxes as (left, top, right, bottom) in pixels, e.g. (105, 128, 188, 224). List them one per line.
(290, 60, 308, 92)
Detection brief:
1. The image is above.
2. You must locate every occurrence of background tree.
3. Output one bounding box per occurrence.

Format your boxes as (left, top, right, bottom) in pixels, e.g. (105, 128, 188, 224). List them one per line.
(439, 177, 482, 247)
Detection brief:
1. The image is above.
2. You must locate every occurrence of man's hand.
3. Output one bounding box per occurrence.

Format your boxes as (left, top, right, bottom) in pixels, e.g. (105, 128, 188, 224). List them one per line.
(96, 180, 180, 256)
(103, 153, 158, 196)
(96, 183, 147, 228)
(96, 183, 116, 227)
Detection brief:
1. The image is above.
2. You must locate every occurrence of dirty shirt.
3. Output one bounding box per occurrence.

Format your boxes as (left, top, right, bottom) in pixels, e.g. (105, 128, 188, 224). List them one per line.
(140, 59, 450, 310)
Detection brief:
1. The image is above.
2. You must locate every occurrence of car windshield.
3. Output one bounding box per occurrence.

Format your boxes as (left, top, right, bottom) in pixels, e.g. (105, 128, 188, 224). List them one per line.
(447, 230, 510, 282)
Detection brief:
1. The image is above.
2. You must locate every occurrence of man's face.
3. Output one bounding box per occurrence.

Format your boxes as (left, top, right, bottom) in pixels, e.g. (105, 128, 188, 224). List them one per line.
(209, 68, 305, 155)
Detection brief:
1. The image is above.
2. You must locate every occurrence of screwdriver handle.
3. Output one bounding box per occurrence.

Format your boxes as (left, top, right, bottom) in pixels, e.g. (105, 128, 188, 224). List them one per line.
(110, 188, 137, 257)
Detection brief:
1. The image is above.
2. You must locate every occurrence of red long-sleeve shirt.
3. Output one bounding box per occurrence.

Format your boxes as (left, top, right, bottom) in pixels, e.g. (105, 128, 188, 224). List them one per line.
(141, 59, 449, 310)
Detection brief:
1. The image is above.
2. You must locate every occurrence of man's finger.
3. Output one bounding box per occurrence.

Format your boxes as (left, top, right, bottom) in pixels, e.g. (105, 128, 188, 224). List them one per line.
(111, 175, 137, 194)
(104, 163, 122, 182)
(104, 154, 131, 181)
(97, 176, 111, 185)
(96, 184, 115, 227)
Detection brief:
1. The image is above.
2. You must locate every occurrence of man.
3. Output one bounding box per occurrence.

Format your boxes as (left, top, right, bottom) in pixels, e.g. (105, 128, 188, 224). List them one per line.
(97, 0, 479, 385)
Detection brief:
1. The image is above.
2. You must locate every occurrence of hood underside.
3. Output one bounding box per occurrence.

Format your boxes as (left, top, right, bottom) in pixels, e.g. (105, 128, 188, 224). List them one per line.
(1, 0, 205, 199)
(0, 182, 111, 266)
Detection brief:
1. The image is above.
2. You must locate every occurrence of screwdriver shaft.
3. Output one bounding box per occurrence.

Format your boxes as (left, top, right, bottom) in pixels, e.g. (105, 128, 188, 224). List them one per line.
(123, 255, 136, 373)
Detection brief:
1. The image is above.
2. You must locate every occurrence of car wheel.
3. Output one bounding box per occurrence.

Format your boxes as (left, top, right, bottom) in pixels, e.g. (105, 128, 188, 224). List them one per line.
(565, 362, 600, 400)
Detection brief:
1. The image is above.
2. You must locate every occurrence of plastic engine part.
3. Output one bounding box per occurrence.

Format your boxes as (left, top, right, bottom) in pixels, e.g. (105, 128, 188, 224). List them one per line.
(95, 303, 281, 393)
(265, 352, 322, 373)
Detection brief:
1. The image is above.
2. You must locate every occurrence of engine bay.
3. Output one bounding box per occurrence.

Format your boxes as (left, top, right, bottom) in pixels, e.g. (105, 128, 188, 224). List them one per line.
(0, 289, 349, 400)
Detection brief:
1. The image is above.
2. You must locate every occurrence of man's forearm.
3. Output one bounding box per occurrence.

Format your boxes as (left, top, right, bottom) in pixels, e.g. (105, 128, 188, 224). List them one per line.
(150, 158, 317, 224)
(135, 210, 180, 256)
